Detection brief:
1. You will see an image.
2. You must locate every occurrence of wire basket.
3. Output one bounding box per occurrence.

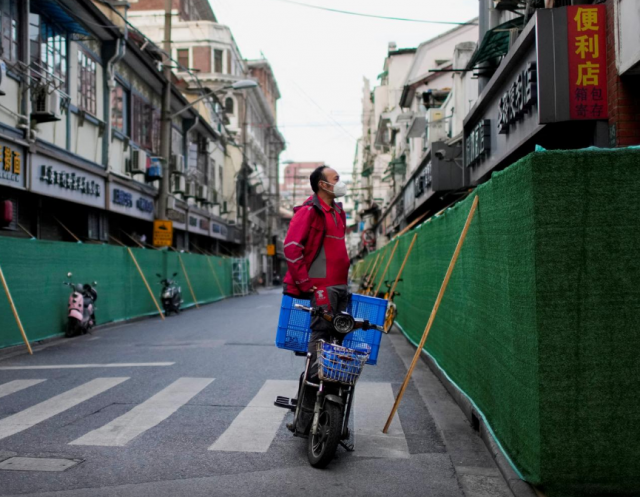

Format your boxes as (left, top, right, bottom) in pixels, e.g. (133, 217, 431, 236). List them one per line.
(317, 341, 370, 385)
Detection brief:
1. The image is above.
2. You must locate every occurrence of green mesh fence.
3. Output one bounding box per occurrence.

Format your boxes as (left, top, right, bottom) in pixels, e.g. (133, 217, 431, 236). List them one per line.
(0, 237, 236, 349)
(354, 148, 640, 497)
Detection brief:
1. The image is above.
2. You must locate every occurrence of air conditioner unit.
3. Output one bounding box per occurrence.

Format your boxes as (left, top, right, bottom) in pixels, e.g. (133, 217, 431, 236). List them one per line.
(31, 89, 61, 123)
(207, 190, 217, 205)
(426, 108, 447, 147)
(128, 150, 147, 175)
(221, 201, 229, 214)
(197, 185, 208, 201)
(171, 175, 186, 194)
(185, 181, 197, 198)
(170, 154, 185, 175)
(167, 196, 176, 210)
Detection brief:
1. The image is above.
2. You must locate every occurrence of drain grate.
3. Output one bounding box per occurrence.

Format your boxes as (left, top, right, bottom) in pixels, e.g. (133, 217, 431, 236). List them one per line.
(0, 457, 82, 472)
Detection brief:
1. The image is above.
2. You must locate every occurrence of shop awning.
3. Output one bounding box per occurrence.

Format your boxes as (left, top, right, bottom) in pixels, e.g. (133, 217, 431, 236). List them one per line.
(466, 17, 524, 70)
(31, 0, 91, 37)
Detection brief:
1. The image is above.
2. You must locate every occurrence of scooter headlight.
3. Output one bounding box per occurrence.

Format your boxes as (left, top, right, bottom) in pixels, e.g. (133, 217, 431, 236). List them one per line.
(162, 291, 172, 299)
(333, 314, 355, 334)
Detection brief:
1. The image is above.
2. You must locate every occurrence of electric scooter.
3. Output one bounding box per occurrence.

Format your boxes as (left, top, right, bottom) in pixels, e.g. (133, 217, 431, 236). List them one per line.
(63, 272, 97, 337)
(274, 304, 385, 468)
(157, 273, 182, 315)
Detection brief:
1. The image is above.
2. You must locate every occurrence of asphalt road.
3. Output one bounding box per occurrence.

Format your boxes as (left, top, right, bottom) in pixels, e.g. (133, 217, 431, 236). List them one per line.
(0, 288, 512, 497)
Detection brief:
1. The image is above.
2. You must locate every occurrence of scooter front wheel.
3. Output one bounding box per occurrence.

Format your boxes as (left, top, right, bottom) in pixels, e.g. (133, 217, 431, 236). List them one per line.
(66, 318, 80, 338)
(307, 402, 342, 468)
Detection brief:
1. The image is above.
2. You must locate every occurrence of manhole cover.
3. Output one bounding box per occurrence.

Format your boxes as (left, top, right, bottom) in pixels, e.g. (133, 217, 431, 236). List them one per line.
(0, 457, 81, 472)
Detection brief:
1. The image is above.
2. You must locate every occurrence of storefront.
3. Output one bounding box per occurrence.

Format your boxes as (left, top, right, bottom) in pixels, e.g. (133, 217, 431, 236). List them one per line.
(106, 177, 156, 244)
(29, 150, 107, 241)
(464, 6, 609, 184)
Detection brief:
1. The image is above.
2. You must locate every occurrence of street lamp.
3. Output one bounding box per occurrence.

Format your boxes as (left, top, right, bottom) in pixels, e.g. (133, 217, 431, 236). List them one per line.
(170, 80, 258, 119)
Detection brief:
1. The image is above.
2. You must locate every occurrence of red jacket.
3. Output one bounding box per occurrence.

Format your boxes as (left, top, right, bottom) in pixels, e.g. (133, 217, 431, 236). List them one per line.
(283, 195, 347, 297)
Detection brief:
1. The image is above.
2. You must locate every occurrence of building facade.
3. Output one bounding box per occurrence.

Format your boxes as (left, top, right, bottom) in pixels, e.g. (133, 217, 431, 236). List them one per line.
(0, 0, 242, 255)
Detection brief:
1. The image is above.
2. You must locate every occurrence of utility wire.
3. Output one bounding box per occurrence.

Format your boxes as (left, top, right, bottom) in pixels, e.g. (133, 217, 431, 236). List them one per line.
(267, 0, 478, 25)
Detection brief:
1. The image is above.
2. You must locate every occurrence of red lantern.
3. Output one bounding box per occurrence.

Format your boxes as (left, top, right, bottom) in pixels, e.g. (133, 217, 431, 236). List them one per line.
(1, 200, 13, 227)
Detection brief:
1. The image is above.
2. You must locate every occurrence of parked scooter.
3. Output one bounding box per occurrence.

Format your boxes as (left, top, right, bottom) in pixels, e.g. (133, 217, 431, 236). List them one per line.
(157, 273, 182, 315)
(274, 304, 385, 468)
(63, 273, 97, 337)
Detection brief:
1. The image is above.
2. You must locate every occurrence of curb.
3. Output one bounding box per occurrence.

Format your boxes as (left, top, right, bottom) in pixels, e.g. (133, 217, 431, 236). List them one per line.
(415, 342, 539, 497)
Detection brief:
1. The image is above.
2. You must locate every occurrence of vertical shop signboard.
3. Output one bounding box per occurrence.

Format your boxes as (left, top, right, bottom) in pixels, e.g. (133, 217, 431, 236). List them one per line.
(567, 5, 607, 120)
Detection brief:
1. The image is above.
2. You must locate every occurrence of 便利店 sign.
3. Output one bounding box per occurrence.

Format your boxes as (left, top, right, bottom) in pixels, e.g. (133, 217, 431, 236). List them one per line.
(567, 5, 607, 120)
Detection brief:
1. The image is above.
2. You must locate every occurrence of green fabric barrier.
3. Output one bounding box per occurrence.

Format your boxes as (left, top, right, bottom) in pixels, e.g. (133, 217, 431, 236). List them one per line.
(0, 237, 237, 349)
(355, 148, 640, 496)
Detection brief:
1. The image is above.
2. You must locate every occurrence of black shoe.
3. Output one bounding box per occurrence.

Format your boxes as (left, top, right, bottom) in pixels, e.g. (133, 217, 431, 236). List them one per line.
(286, 422, 295, 433)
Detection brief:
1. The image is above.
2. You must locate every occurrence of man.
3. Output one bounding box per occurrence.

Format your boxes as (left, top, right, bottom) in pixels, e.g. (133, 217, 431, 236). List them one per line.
(283, 165, 350, 379)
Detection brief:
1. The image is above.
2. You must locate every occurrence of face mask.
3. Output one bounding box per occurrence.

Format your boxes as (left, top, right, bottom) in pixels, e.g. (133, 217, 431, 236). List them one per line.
(322, 180, 347, 198)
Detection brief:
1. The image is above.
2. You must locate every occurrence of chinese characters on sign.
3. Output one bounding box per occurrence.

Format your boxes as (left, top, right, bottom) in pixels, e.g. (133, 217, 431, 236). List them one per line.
(497, 62, 538, 135)
(568, 5, 607, 120)
(40, 165, 101, 197)
(0, 145, 21, 184)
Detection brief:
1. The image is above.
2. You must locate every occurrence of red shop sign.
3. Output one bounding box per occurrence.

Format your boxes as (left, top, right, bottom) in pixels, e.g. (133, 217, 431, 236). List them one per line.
(567, 4, 608, 120)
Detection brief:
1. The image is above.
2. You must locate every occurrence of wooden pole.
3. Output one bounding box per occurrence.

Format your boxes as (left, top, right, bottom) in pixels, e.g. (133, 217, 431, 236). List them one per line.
(375, 239, 399, 296)
(53, 216, 81, 243)
(367, 246, 388, 296)
(127, 247, 165, 320)
(17, 223, 35, 239)
(359, 253, 380, 294)
(383, 196, 479, 434)
(178, 254, 199, 309)
(0, 264, 33, 354)
(121, 230, 145, 249)
(395, 210, 430, 239)
(388, 233, 418, 302)
(360, 254, 377, 283)
(109, 235, 126, 247)
(206, 257, 226, 297)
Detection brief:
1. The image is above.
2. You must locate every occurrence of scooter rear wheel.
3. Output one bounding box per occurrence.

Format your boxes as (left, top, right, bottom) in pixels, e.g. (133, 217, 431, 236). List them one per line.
(307, 402, 342, 468)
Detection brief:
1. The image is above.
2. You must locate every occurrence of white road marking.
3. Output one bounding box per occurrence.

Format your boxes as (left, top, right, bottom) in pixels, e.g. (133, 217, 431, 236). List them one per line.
(0, 378, 128, 441)
(354, 382, 410, 458)
(70, 377, 213, 447)
(209, 379, 298, 453)
(0, 363, 174, 370)
(0, 380, 46, 400)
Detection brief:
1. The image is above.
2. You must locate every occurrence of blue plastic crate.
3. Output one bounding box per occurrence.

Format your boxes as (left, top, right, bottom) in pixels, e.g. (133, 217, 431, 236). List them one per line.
(275, 293, 388, 365)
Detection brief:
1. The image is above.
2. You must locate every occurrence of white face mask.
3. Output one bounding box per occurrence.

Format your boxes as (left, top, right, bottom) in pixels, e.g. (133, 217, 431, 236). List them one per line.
(322, 180, 347, 198)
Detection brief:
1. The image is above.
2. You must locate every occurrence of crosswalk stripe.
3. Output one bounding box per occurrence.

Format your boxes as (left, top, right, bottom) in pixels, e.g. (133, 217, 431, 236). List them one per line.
(354, 382, 410, 458)
(70, 377, 214, 447)
(0, 363, 174, 370)
(0, 380, 46, 400)
(0, 378, 128, 441)
(209, 379, 298, 453)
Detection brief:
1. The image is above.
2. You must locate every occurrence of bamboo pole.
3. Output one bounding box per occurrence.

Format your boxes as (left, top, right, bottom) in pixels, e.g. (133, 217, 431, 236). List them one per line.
(366, 246, 388, 296)
(395, 210, 430, 239)
(388, 233, 418, 302)
(206, 257, 226, 297)
(383, 196, 479, 434)
(375, 239, 399, 296)
(17, 223, 35, 239)
(360, 254, 377, 284)
(53, 216, 81, 243)
(178, 254, 199, 309)
(0, 264, 33, 354)
(109, 235, 126, 247)
(359, 253, 380, 294)
(121, 230, 145, 249)
(127, 248, 165, 320)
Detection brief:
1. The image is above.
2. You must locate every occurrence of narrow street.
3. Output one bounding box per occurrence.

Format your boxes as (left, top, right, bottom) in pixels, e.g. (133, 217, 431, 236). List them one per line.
(0, 290, 510, 497)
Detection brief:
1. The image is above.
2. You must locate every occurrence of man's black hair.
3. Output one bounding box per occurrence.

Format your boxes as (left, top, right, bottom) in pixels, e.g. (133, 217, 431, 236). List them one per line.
(310, 165, 328, 194)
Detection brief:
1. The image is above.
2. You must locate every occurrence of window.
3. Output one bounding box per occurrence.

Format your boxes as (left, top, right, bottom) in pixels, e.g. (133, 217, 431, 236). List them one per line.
(0, 0, 18, 62)
(177, 48, 189, 70)
(131, 93, 160, 153)
(224, 97, 234, 115)
(214, 49, 223, 73)
(29, 14, 67, 82)
(78, 50, 97, 115)
(111, 81, 128, 134)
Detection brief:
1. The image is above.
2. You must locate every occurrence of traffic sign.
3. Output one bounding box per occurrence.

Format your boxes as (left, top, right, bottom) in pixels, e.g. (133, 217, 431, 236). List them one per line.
(153, 220, 173, 247)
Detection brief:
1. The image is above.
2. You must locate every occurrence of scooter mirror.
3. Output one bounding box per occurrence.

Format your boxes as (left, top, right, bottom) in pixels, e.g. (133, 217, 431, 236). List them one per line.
(67, 272, 72, 278)
(93, 281, 98, 286)
(173, 272, 178, 277)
